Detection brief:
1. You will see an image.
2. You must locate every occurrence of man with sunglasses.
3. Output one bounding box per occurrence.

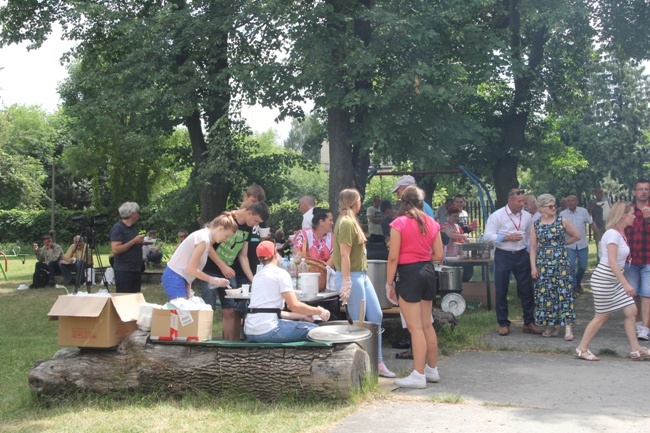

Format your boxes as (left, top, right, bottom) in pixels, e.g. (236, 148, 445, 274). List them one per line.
(560, 195, 600, 296)
(625, 179, 650, 341)
(484, 188, 543, 336)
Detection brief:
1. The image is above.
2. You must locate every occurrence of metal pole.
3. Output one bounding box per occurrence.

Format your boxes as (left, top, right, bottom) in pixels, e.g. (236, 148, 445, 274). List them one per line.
(50, 161, 56, 242)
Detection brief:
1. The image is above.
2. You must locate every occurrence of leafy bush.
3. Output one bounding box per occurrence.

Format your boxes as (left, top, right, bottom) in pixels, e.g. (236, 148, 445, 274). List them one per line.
(267, 201, 302, 234)
(0, 208, 110, 246)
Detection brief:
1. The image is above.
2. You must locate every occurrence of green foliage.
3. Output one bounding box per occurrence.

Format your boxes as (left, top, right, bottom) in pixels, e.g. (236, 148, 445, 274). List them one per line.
(139, 183, 201, 238)
(283, 114, 327, 163)
(267, 201, 302, 235)
(0, 209, 109, 245)
(0, 150, 48, 210)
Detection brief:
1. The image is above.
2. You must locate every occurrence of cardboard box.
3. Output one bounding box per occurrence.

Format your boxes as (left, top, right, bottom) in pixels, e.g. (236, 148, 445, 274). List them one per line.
(48, 293, 145, 348)
(461, 281, 496, 308)
(150, 309, 213, 342)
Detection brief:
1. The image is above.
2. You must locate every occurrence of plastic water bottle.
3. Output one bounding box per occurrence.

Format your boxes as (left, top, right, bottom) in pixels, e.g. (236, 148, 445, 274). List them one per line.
(287, 259, 298, 290)
(297, 258, 309, 290)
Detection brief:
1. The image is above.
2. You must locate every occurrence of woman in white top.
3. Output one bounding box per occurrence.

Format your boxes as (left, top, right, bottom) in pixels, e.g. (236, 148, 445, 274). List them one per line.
(162, 213, 238, 300)
(244, 241, 331, 342)
(574, 202, 649, 361)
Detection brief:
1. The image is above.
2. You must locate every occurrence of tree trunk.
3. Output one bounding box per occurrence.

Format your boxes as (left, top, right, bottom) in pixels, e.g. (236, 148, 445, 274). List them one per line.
(28, 331, 371, 401)
(327, 108, 355, 213)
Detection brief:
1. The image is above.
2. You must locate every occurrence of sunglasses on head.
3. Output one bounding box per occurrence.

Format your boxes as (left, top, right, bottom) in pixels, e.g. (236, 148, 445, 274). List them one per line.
(508, 189, 525, 196)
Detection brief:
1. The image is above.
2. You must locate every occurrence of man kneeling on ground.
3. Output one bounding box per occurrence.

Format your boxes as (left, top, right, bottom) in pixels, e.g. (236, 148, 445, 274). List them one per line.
(244, 241, 331, 343)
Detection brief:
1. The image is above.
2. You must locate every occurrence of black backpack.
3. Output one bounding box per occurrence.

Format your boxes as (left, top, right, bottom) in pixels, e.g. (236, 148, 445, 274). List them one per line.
(32, 263, 49, 288)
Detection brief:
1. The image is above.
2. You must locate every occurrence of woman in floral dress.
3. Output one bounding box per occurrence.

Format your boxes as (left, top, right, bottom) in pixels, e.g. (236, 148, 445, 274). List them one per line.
(529, 194, 582, 340)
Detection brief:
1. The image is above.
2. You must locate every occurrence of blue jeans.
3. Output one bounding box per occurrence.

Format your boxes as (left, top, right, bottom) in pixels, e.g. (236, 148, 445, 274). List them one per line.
(625, 264, 650, 298)
(245, 320, 318, 343)
(566, 247, 588, 288)
(334, 270, 384, 362)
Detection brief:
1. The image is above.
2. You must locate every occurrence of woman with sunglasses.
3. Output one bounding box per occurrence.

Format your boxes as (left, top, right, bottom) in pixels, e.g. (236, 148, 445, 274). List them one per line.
(529, 194, 581, 340)
(574, 201, 649, 361)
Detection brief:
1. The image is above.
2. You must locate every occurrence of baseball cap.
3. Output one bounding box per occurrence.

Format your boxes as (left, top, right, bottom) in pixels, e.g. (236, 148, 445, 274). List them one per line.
(256, 241, 276, 260)
(392, 175, 416, 193)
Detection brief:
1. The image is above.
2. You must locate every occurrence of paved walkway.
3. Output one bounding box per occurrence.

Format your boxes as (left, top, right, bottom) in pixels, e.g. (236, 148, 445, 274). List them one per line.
(333, 279, 650, 432)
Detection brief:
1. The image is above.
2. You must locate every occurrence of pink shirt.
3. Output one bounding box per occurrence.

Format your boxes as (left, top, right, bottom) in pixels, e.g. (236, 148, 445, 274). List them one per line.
(390, 214, 440, 264)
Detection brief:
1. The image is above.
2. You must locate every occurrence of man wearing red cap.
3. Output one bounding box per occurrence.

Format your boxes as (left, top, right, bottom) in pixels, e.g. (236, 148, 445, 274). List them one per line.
(244, 241, 331, 342)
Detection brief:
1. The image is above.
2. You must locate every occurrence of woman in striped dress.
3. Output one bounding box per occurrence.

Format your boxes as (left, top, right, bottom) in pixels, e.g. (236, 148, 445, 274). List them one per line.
(574, 201, 650, 361)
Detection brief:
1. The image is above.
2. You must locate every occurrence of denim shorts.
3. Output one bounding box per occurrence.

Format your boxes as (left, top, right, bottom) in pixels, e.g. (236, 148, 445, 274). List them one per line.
(625, 264, 650, 298)
(162, 267, 188, 299)
(245, 319, 318, 343)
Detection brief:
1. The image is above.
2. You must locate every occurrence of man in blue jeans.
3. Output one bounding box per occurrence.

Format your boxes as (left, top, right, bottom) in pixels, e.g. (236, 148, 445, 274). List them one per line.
(560, 195, 600, 295)
(625, 179, 650, 341)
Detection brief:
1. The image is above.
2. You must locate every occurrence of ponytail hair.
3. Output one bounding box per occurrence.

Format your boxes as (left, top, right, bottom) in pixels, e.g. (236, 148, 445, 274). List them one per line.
(338, 188, 366, 243)
(398, 185, 427, 235)
(209, 212, 238, 233)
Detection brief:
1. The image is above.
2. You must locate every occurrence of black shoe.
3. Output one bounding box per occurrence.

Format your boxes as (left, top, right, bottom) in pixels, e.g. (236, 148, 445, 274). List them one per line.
(576, 284, 584, 294)
(392, 339, 411, 349)
(395, 349, 413, 359)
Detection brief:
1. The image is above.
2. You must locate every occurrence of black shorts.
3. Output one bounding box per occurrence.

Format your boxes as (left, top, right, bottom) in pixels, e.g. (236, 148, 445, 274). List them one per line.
(395, 261, 436, 303)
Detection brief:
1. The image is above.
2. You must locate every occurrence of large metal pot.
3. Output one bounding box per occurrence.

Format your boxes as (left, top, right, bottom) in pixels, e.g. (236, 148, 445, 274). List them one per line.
(366, 260, 393, 309)
(320, 320, 378, 375)
(437, 265, 463, 294)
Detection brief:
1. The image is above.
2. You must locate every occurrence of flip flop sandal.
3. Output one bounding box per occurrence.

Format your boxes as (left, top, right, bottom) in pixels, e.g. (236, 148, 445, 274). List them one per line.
(631, 347, 650, 360)
(574, 348, 600, 361)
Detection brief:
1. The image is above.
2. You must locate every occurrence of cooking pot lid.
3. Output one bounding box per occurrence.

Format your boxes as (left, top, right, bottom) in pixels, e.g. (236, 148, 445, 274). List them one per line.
(308, 325, 371, 343)
(441, 293, 466, 317)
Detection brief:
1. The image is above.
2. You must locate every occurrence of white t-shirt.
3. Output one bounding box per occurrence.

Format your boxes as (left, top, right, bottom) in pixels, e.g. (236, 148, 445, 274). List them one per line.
(244, 264, 293, 335)
(598, 229, 629, 268)
(302, 207, 314, 229)
(167, 228, 212, 283)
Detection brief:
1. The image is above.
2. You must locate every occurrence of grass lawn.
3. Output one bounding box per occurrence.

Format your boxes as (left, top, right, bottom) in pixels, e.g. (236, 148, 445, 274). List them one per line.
(0, 251, 536, 432)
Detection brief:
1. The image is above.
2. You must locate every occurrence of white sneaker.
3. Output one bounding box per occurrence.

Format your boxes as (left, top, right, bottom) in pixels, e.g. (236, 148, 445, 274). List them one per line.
(636, 321, 643, 333)
(377, 361, 396, 378)
(638, 326, 650, 341)
(394, 370, 426, 389)
(425, 364, 440, 382)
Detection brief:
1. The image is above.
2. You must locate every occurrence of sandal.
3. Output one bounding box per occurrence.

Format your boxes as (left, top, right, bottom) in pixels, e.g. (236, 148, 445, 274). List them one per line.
(542, 326, 557, 337)
(574, 348, 600, 361)
(565, 325, 574, 341)
(630, 347, 650, 361)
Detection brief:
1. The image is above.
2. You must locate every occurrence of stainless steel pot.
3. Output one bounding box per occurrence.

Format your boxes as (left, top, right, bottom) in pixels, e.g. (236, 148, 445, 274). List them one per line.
(367, 260, 393, 309)
(438, 265, 463, 293)
(320, 320, 378, 375)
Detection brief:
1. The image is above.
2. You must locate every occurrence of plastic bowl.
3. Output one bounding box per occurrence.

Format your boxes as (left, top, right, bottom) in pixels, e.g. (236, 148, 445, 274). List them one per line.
(225, 288, 242, 296)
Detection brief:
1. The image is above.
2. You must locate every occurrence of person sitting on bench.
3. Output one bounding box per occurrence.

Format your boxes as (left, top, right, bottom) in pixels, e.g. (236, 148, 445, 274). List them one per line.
(59, 235, 93, 286)
(244, 241, 331, 343)
(32, 235, 65, 288)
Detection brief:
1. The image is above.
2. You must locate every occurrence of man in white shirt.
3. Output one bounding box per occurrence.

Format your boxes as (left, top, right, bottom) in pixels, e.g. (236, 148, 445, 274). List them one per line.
(299, 194, 315, 229)
(560, 195, 599, 294)
(484, 187, 543, 336)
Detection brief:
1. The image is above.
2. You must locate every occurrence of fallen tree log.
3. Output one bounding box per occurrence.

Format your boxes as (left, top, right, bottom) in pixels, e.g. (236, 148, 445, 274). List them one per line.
(28, 331, 371, 400)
